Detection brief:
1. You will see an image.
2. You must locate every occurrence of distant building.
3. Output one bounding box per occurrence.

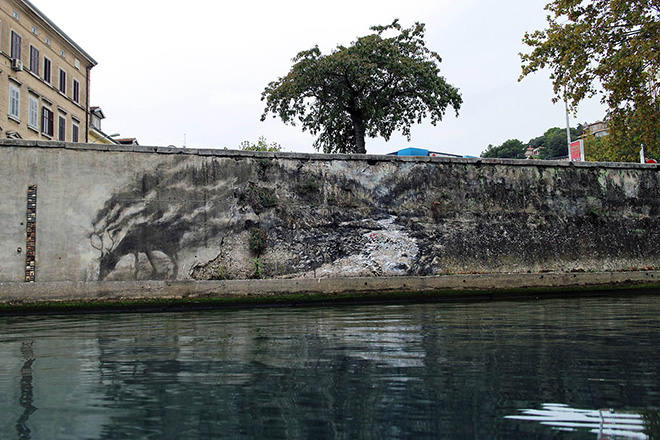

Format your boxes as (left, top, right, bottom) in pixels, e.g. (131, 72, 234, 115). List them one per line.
(584, 120, 608, 138)
(525, 145, 544, 159)
(0, 0, 97, 142)
(88, 106, 117, 144)
(88, 106, 138, 145)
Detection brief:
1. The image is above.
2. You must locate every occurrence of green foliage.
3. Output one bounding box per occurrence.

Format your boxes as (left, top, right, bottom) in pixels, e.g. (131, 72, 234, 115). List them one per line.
(298, 176, 320, 195)
(537, 127, 578, 159)
(520, 0, 660, 155)
(244, 183, 277, 213)
(583, 134, 640, 163)
(239, 136, 283, 152)
(252, 258, 265, 279)
(481, 139, 526, 159)
(249, 227, 268, 255)
(261, 19, 462, 154)
(481, 126, 584, 159)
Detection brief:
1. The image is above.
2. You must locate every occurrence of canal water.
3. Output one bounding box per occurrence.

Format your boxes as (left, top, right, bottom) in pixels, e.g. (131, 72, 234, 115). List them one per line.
(1, 294, 659, 439)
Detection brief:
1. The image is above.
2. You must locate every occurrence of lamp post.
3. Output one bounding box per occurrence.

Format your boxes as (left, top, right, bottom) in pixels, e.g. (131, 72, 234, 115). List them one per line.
(564, 86, 572, 156)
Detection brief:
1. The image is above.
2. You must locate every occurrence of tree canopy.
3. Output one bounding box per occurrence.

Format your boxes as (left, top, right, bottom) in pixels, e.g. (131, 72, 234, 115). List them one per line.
(520, 0, 660, 154)
(537, 127, 582, 159)
(480, 126, 583, 159)
(261, 20, 462, 154)
(583, 133, 641, 162)
(481, 139, 526, 159)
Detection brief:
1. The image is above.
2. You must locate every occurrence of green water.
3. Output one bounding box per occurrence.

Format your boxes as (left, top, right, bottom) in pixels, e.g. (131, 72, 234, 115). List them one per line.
(1, 294, 659, 439)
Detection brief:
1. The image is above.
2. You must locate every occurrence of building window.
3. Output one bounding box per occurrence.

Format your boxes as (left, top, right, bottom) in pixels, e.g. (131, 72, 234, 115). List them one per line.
(72, 123, 79, 143)
(13, 10, 19, 20)
(61, 50, 66, 58)
(30, 46, 39, 74)
(29, 96, 39, 128)
(58, 116, 66, 141)
(45, 36, 51, 46)
(9, 84, 20, 119)
(42, 107, 54, 136)
(43, 57, 51, 83)
(73, 79, 80, 104)
(11, 31, 21, 60)
(59, 68, 67, 94)
(32, 26, 38, 35)
(74, 59, 80, 70)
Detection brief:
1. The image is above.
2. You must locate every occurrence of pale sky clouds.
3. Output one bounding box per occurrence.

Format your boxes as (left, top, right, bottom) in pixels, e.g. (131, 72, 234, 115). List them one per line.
(37, 0, 606, 156)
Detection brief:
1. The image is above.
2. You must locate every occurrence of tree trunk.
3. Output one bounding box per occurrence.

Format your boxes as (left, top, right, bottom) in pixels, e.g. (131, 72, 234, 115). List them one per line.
(351, 115, 367, 154)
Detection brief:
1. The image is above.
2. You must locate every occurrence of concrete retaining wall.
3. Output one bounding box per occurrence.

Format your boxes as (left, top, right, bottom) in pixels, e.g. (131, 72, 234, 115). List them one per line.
(2, 140, 660, 287)
(2, 271, 659, 309)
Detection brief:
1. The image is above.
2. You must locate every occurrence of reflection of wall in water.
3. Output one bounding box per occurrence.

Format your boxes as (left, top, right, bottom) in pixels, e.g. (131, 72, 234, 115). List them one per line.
(1, 335, 107, 438)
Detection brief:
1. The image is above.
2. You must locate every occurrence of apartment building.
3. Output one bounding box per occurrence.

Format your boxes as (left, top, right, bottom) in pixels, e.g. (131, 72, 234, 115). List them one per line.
(0, 0, 96, 142)
(585, 120, 608, 138)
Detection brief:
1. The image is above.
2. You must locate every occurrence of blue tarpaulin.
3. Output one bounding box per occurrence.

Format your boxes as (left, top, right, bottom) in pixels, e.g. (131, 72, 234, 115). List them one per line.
(395, 147, 430, 156)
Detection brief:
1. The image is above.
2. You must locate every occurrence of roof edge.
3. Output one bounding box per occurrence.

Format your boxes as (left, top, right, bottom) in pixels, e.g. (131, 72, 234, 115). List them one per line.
(20, 0, 97, 66)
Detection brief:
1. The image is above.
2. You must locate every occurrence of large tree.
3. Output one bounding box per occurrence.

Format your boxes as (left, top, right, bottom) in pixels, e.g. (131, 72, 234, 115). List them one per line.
(583, 133, 640, 162)
(481, 139, 526, 159)
(537, 126, 583, 159)
(261, 20, 462, 154)
(520, 0, 660, 154)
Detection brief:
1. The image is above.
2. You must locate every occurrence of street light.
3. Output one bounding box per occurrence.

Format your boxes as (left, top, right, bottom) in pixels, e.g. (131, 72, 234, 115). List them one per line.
(563, 86, 572, 156)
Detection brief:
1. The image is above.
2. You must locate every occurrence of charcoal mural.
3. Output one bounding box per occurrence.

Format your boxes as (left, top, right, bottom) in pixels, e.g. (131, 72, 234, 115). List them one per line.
(87, 156, 424, 281)
(89, 158, 244, 281)
(88, 153, 660, 282)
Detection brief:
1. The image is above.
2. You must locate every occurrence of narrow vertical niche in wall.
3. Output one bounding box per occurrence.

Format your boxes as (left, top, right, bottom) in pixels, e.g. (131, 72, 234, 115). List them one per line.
(25, 185, 37, 282)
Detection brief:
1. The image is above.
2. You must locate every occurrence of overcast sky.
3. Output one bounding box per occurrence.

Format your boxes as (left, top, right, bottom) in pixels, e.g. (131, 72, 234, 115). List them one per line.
(37, 0, 606, 156)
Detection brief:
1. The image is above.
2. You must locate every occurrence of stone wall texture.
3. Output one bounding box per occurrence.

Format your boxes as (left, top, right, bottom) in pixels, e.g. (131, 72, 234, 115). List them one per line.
(2, 140, 660, 283)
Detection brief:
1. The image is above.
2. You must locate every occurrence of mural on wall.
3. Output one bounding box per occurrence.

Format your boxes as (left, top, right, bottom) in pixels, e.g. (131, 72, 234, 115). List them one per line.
(89, 159, 241, 281)
(87, 153, 660, 282)
(87, 156, 424, 281)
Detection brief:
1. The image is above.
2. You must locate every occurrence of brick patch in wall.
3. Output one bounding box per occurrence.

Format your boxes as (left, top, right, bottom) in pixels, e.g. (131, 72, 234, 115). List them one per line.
(25, 185, 37, 283)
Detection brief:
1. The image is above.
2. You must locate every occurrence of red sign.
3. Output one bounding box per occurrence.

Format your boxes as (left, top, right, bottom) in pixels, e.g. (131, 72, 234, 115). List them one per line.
(570, 140, 584, 161)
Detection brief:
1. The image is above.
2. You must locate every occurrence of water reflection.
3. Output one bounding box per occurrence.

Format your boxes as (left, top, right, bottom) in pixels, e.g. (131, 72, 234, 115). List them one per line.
(506, 403, 650, 439)
(16, 341, 36, 440)
(0, 295, 660, 439)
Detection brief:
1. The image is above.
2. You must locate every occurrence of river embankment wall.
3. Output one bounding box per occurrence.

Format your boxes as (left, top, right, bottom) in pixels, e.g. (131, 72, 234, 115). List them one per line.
(1, 139, 660, 304)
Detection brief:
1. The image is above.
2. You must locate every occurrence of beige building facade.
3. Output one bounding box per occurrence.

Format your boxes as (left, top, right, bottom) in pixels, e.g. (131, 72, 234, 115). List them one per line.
(0, 0, 96, 142)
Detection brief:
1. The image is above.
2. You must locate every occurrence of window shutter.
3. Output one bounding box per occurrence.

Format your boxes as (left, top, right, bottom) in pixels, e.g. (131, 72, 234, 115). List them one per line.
(42, 108, 55, 136)
(43, 58, 51, 83)
(11, 31, 21, 59)
(59, 69, 66, 94)
(59, 117, 66, 141)
(30, 46, 39, 73)
(73, 79, 80, 103)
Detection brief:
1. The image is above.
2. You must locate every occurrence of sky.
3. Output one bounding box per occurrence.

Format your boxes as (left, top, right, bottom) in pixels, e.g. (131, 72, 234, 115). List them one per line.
(36, 0, 607, 157)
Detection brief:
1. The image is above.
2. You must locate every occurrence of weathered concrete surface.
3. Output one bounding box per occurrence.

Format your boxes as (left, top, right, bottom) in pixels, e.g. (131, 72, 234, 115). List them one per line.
(1, 271, 659, 309)
(2, 140, 660, 288)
